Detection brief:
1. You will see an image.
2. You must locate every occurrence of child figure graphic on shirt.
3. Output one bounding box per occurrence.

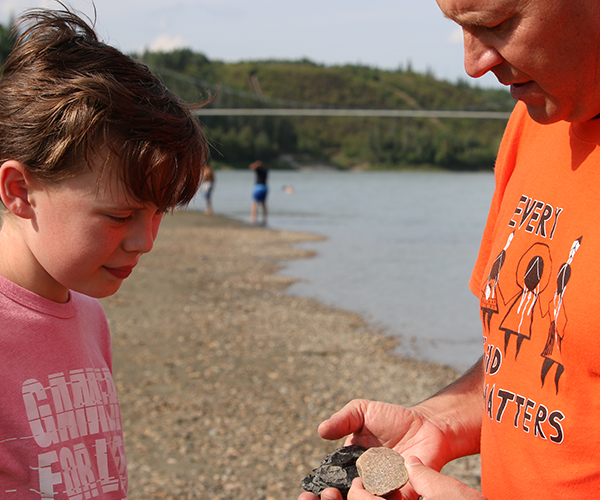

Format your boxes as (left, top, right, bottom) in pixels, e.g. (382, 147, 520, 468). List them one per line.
(0, 7, 208, 499)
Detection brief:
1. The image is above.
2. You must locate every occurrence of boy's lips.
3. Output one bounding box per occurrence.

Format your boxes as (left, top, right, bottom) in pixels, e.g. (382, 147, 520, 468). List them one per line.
(104, 265, 134, 279)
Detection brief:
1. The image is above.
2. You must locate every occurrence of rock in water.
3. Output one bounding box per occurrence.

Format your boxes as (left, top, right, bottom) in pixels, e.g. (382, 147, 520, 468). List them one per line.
(356, 447, 409, 496)
(302, 445, 367, 498)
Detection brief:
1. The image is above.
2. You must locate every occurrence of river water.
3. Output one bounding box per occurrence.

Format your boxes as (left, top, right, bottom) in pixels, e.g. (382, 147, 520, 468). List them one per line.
(189, 169, 496, 370)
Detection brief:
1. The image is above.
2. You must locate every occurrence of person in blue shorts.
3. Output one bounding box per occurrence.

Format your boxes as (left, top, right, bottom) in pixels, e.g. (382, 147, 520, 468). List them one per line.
(250, 160, 268, 225)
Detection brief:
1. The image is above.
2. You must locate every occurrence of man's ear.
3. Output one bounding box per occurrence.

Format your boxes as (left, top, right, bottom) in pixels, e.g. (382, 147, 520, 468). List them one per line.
(0, 160, 36, 219)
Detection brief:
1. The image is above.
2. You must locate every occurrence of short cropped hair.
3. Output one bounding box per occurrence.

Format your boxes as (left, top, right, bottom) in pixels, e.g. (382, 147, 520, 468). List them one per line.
(0, 7, 208, 211)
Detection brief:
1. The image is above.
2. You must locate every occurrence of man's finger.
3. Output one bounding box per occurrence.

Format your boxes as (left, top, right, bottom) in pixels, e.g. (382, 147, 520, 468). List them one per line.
(406, 456, 487, 500)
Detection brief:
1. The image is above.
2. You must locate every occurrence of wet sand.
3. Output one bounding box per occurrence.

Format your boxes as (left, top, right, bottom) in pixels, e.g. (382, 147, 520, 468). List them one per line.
(100, 210, 481, 499)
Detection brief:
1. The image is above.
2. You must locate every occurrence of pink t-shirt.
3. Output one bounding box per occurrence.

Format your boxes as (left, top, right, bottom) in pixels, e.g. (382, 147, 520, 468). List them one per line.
(0, 275, 128, 499)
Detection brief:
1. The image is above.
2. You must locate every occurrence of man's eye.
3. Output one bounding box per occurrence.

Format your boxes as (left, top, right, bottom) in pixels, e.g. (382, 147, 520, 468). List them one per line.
(486, 18, 510, 32)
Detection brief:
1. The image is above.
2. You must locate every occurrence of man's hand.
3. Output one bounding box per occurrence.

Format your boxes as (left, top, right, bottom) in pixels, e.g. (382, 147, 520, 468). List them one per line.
(298, 488, 343, 500)
(316, 399, 456, 472)
(405, 456, 487, 500)
(299, 479, 403, 500)
(298, 360, 485, 500)
(298, 399, 461, 500)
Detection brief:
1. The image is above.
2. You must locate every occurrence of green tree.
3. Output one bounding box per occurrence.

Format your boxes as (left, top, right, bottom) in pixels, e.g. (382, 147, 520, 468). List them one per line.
(139, 49, 514, 170)
(0, 20, 15, 70)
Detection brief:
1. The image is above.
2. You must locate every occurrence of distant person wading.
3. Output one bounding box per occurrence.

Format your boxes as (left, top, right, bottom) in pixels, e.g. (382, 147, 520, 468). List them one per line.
(250, 160, 268, 225)
(200, 164, 215, 215)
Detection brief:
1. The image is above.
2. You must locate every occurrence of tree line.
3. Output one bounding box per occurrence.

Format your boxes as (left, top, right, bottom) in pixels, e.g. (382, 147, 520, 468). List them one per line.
(0, 21, 515, 170)
(141, 50, 514, 170)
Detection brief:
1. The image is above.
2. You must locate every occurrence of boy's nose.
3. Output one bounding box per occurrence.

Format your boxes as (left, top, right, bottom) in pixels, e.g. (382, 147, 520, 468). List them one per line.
(123, 215, 161, 254)
(462, 30, 504, 79)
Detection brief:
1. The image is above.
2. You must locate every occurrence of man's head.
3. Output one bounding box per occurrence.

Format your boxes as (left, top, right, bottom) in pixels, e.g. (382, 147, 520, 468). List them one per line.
(0, 7, 208, 211)
(436, 0, 600, 123)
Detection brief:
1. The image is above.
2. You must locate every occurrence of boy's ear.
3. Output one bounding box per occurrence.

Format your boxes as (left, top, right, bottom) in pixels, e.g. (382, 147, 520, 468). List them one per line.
(0, 160, 36, 219)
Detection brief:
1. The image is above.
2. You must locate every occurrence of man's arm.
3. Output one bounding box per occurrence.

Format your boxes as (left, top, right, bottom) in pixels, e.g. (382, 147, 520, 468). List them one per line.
(411, 356, 485, 465)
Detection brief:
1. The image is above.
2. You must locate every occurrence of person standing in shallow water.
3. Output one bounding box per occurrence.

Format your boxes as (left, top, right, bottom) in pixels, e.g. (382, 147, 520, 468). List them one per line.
(250, 160, 268, 225)
(200, 163, 215, 215)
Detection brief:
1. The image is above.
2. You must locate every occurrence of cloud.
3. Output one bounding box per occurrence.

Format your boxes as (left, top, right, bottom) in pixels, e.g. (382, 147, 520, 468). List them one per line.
(147, 33, 188, 52)
(448, 27, 463, 45)
(0, 0, 53, 21)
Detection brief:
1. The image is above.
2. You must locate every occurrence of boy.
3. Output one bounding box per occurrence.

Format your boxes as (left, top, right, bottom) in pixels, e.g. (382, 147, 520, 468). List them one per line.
(0, 7, 208, 499)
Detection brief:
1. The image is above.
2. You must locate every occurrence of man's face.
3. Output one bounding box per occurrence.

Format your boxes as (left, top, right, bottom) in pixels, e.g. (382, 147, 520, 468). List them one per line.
(436, 0, 600, 123)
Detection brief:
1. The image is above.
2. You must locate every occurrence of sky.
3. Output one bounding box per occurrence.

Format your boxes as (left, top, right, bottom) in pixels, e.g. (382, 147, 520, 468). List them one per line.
(0, 0, 503, 89)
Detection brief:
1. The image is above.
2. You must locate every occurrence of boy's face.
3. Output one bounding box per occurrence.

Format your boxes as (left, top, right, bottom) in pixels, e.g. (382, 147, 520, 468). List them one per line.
(25, 154, 163, 302)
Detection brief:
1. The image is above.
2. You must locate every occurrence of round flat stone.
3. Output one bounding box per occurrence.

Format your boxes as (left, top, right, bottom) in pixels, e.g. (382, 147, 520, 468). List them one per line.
(356, 447, 408, 496)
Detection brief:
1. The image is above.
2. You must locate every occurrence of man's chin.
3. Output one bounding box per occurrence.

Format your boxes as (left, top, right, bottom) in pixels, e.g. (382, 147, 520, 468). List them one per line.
(524, 103, 564, 124)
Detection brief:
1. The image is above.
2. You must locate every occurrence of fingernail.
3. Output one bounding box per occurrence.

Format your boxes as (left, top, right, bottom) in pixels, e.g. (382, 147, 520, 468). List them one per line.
(407, 455, 423, 467)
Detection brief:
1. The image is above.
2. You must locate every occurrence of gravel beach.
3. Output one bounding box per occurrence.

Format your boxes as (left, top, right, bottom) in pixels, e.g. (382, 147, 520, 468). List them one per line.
(100, 210, 481, 499)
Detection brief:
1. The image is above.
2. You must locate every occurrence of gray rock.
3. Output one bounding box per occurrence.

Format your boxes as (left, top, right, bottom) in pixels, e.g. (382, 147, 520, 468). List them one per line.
(302, 445, 367, 498)
(356, 447, 409, 496)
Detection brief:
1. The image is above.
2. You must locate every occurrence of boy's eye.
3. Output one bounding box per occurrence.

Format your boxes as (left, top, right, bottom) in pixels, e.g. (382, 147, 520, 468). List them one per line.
(108, 214, 134, 224)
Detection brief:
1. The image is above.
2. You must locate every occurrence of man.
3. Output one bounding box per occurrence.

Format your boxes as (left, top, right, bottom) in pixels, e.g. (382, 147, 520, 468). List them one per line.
(299, 1, 600, 499)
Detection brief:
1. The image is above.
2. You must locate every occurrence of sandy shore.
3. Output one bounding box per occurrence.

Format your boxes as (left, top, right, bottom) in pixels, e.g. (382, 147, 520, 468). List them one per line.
(100, 210, 481, 500)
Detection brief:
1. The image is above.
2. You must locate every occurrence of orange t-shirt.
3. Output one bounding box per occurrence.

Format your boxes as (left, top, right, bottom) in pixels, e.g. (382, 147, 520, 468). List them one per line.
(470, 101, 600, 499)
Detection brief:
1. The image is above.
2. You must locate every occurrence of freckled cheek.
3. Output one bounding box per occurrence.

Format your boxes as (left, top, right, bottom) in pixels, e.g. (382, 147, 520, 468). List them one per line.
(105, 232, 129, 254)
(76, 229, 124, 264)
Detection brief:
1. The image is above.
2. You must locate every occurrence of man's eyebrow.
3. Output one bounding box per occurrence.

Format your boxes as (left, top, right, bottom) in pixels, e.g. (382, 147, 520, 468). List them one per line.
(444, 11, 497, 27)
(442, 6, 513, 28)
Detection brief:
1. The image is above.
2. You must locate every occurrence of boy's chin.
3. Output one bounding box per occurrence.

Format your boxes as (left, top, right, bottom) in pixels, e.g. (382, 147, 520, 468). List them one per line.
(74, 282, 124, 299)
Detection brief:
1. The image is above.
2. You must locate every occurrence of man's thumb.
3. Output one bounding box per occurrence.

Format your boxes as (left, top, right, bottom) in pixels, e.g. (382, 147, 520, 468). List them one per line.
(406, 456, 487, 500)
(405, 456, 435, 498)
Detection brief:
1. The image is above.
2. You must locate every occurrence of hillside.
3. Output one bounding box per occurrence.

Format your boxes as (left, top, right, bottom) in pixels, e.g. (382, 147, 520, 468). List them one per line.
(0, 16, 515, 170)
(140, 49, 515, 170)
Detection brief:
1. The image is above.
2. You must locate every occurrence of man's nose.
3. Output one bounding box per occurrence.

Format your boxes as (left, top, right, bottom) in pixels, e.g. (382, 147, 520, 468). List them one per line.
(462, 29, 504, 79)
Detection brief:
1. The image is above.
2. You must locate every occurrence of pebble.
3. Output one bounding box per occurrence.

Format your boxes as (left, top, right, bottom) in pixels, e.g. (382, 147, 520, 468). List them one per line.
(356, 447, 409, 496)
(302, 445, 367, 499)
